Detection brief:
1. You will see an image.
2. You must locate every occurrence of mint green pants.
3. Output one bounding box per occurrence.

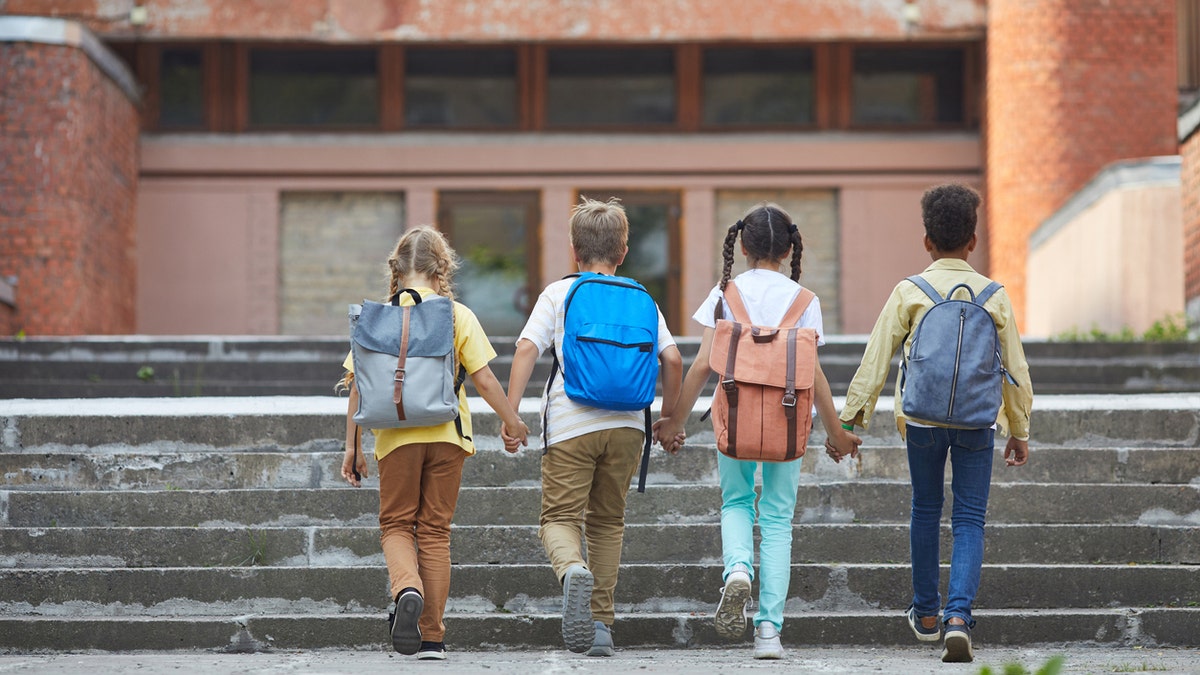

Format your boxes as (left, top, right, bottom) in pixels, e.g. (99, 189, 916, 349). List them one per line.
(717, 452, 802, 631)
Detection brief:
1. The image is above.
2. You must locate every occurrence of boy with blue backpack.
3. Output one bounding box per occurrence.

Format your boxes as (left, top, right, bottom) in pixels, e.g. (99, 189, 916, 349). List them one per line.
(503, 197, 683, 657)
(834, 184, 1033, 664)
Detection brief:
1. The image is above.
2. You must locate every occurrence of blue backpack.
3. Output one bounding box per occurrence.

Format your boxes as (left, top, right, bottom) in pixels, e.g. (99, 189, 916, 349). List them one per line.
(900, 275, 1017, 429)
(546, 272, 660, 491)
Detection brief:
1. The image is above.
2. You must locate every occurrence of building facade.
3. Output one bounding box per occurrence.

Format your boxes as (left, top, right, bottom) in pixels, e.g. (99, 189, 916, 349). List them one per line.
(0, 0, 1192, 338)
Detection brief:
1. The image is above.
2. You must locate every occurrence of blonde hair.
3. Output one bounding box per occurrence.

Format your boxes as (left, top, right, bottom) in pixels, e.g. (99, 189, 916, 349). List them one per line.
(335, 226, 461, 394)
(570, 197, 628, 265)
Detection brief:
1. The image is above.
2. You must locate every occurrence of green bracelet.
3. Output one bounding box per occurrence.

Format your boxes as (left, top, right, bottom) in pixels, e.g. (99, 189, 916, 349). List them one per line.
(841, 423, 854, 431)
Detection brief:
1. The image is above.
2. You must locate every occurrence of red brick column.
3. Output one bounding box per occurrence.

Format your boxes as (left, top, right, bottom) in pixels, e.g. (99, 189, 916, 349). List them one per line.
(0, 23, 140, 335)
(1184, 120, 1200, 321)
(986, 0, 1178, 326)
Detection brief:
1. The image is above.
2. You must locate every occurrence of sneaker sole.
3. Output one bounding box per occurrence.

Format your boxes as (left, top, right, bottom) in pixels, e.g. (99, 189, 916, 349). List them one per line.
(562, 567, 595, 653)
(907, 611, 942, 643)
(417, 651, 446, 661)
(714, 577, 751, 640)
(941, 631, 974, 663)
(391, 593, 423, 655)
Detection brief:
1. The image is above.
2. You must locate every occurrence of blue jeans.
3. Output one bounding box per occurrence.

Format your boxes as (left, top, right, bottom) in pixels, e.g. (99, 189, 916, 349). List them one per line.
(906, 424, 995, 628)
(717, 451, 802, 631)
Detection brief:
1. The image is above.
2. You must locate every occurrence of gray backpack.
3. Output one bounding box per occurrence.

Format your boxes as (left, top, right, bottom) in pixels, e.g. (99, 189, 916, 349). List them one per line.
(349, 289, 467, 434)
(900, 275, 1016, 429)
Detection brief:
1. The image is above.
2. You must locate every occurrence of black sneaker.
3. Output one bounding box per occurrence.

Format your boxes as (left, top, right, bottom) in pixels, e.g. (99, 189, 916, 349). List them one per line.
(390, 588, 423, 655)
(417, 641, 446, 660)
(941, 622, 974, 663)
(906, 605, 942, 642)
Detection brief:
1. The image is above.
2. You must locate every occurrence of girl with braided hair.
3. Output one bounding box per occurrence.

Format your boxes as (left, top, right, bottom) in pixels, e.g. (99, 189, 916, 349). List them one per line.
(653, 203, 859, 660)
(336, 226, 528, 660)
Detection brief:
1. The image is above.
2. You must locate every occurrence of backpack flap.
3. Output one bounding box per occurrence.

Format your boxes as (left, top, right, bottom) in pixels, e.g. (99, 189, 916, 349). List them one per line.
(707, 321, 818, 391)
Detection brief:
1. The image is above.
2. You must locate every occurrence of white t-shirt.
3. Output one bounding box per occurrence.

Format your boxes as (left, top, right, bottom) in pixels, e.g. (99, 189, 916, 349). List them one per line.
(520, 276, 676, 447)
(692, 269, 825, 344)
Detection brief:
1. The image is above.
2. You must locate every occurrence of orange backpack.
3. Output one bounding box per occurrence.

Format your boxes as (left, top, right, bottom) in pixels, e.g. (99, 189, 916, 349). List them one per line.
(707, 281, 818, 462)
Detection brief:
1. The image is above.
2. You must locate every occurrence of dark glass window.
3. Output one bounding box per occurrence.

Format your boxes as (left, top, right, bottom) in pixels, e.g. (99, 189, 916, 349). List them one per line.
(405, 48, 518, 128)
(546, 48, 675, 127)
(702, 47, 814, 126)
(158, 48, 204, 129)
(852, 48, 964, 126)
(248, 49, 378, 128)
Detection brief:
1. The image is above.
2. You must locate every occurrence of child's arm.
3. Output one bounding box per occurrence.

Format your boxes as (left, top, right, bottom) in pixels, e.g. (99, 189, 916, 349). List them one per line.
(340, 379, 367, 487)
(502, 338, 541, 451)
(840, 284, 909, 429)
(654, 328, 715, 453)
(813, 361, 862, 462)
(656, 344, 683, 450)
(470, 363, 528, 453)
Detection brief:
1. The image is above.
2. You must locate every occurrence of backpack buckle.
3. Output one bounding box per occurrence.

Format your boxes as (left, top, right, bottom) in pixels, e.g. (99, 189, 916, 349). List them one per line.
(721, 379, 736, 392)
(781, 392, 797, 408)
(394, 369, 405, 383)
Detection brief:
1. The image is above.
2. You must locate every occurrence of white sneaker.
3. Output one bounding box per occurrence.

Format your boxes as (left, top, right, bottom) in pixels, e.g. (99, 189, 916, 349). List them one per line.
(753, 622, 784, 660)
(714, 563, 752, 639)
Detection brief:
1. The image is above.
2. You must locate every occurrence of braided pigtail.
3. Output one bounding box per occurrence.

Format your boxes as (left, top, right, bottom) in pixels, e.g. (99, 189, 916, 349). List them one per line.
(718, 220, 742, 291)
(788, 226, 804, 281)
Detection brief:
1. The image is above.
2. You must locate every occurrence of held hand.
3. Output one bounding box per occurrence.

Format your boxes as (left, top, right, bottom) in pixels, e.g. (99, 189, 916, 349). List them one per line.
(1004, 437, 1029, 467)
(341, 443, 366, 487)
(653, 417, 686, 454)
(824, 428, 862, 463)
(500, 420, 529, 454)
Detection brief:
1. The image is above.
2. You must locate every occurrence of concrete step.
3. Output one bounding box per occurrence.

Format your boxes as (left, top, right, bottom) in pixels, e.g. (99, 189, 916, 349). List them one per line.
(3, 446, 1199, 491)
(4, 337, 1200, 398)
(3, 524, 1196, 568)
(0, 608, 1194, 651)
(6, 482, 1199, 528)
(2, 564, 1195, 616)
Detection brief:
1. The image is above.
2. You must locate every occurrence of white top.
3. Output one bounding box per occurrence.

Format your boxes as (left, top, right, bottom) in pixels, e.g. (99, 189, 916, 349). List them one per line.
(519, 277, 676, 447)
(692, 269, 825, 345)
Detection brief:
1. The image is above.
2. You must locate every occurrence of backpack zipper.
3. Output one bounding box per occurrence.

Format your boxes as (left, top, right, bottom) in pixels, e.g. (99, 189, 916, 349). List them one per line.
(947, 308, 965, 421)
(578, 336, 654, 352)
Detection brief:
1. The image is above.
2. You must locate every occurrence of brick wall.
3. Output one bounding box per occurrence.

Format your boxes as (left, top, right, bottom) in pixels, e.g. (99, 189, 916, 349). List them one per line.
(1184, 129, 1200, 320)
(0, 40, 139, 335)
(986, 0, 1178, 326)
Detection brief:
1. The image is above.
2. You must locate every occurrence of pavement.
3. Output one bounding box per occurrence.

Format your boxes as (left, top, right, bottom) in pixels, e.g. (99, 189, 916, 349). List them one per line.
(1, 647, 1199, 675)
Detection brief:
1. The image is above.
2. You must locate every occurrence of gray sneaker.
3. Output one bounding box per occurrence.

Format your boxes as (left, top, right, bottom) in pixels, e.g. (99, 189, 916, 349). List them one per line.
(714, 563, 752, 640)
(561, 564, 595, 653)
(753, 622, 784, 660)
(389, 589, 423, 656)
(941, 622, 974, 663)
(586, 621, 614, 657)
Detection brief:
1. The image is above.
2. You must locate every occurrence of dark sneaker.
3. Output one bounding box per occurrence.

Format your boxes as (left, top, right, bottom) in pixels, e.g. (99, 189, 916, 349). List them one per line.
(417, 641, 446, 660)
(906, 605, 942, 642)
(586, 621, 614, 657)
(390, 588, 423, 655)
(714, 563, 752, 640)
(561, 564, 595, 653)
(941, 622, 974, 663)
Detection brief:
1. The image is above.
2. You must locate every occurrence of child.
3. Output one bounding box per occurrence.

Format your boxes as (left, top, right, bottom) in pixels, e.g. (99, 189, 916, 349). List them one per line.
(502, 197, 683, 657)
(835, 184, 1032, 663)
(653, 203, 861, 660)
(337, 226, 529, 661)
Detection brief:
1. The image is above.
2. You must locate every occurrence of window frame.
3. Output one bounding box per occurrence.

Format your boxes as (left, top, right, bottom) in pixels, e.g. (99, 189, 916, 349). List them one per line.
(241, 42, 384, 132)
(696, 42, 823, 132)
(839, 41, 979, 131)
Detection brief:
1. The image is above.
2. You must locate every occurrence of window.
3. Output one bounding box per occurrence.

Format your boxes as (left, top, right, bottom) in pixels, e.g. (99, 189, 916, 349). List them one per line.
(404, 48, 518, 128)
(248, 48, 378, 128)
(158, 48, 205, 129)
(852, 48, 964, 126)
(438, 191, 540, 336)
(702, 47, 815, 127)
(546, 48, 675, 127)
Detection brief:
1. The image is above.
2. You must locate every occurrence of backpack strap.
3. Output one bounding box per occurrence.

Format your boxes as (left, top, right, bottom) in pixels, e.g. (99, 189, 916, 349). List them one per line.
(393, 306, 412, 421)
(974, 281, 1003, 307)
(718, 319, 743, 458)
(636, 408, 651, 493)
(906, 275, 944, 304)
(543, 273, 583, 454)
(780, 288, 816, 328)
(452, 363, 472, 442)
(719, 281, 752, 324)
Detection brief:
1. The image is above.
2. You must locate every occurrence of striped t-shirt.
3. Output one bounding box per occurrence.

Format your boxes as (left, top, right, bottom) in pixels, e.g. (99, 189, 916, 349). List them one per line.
(519, 276, 676, 448)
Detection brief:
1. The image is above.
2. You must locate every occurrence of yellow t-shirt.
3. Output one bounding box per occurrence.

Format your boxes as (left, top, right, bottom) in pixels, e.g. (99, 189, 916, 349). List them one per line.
(343, 288, 497, 460)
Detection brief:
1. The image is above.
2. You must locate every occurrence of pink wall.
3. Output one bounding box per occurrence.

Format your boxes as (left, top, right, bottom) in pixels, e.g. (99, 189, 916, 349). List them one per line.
(137, 134, 981, 335)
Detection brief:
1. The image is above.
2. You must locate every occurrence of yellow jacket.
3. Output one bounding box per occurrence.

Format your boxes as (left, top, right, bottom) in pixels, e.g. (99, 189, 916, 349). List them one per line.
(839, 258, 1033, 440)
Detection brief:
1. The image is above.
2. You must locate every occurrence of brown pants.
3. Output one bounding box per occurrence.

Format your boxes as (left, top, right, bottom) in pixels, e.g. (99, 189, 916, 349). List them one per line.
(539, 427, 643, 626)
(377, 441, 466, 643)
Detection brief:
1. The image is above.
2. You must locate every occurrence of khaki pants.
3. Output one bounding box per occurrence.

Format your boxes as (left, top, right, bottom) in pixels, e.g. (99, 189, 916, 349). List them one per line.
(539, 427, 643, 626)
(377, 442, 466, 643)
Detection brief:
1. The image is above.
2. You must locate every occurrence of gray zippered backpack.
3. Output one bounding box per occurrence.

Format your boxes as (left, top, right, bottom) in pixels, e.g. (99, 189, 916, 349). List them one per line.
(900, 275, 1016, 429)
(349, 289, 467, 433)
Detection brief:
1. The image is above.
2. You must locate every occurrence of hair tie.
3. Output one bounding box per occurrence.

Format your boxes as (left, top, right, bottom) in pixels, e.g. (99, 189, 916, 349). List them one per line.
(735, 220, 745, 232)
(788, 223, 799, 235)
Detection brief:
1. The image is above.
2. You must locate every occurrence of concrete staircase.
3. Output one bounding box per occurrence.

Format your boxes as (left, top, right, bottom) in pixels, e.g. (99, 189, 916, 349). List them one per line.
(1, 394, 1198, 652)
(3, 337, 1200, 398)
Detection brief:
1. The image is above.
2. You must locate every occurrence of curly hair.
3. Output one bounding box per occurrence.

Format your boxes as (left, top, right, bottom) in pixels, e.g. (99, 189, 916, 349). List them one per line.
(718, 203, 803, 290)
(921, 184, 980, 251)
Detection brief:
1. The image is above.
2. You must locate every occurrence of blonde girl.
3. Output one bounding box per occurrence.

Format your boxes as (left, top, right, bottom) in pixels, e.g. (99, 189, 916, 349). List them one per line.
(338, 226, 528, 660)
(653, 204, 859, 660)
